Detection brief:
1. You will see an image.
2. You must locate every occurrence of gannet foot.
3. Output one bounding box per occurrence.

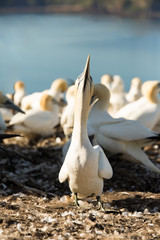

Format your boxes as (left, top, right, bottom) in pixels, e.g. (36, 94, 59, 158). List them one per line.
(96, 196, 105, 211)
(74, 193, 80, 208)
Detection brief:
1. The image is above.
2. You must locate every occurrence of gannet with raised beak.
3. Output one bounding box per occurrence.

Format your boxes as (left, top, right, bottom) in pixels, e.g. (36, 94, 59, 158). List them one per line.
(59, 56, 113, 209)
(88, 84, 160, 174)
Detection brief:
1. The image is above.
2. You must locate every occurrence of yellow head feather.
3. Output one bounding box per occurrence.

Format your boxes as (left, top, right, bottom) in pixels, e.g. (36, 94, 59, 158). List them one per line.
(142, 81, 160, 104)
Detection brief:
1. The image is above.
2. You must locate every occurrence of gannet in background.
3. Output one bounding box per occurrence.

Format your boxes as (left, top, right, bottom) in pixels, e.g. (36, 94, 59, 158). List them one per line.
(9, 93, 59, 137)
(0, 92, 24, 133)
(108, 75, 128, 116)
(13, 80, 26, 106)
(126, 77, 142, 103)
(88, 83, 160, 174)
(0, 92, 24, 114)
(21, 78, 68, 112)
(60, 85, 76, 139)
(59, 56, 113, 209)
(0, 81, 26, 122)
(100, 74, 113, 91)
(115, 80, 160, 130)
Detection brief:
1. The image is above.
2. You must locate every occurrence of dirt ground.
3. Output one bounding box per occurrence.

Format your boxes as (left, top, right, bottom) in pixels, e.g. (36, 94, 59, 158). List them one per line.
(0, 133, 160, 240)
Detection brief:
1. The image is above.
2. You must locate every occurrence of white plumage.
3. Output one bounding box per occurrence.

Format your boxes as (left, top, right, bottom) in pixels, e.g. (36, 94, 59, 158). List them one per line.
(125, 77, 142, 103)
(107, 75, 128, 116)
(115, 80, 160, 130)
(9, 94, 59, 137)
(59, 56, 113, 208)
(21, 78, 68, 112)
(0, 92, 24, 133)
(60, 84, 76, 139)
(88, 83, 160, 174)
(13, 81, 26, 106)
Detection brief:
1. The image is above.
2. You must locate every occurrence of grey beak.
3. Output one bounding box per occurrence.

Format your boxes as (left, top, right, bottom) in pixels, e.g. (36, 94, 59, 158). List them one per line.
(83, 55, 90, 90)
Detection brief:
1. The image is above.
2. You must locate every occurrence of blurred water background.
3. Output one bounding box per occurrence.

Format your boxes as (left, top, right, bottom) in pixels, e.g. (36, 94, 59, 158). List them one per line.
(0, 12, 160, 94)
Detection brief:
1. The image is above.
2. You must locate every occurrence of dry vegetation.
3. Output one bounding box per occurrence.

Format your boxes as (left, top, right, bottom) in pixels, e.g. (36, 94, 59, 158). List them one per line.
(0, 133, 160, 239)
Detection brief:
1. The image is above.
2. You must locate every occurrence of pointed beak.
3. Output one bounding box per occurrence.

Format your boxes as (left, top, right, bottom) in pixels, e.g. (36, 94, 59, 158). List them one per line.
(83, 55, 90, 90)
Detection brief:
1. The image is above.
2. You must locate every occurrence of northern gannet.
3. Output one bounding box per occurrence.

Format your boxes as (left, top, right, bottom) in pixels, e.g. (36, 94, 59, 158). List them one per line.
(13, 81, 26, 107)
(88, 83, 160, 174)
(9, 93, 59, 137)
(0, 81, 25, 122)
(100, 74, 113, 91)
(59, 56, 113, 209)
(21, 78, 68, 112)
(107, 75, 128, 116)
(115, 80, 160, 130)
(126, 77, 142, 103)
(60, 85, 76, 139)
(0, 92, 24, 133)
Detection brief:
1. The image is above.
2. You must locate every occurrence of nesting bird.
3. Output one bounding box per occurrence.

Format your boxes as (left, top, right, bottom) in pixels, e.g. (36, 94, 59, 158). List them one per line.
(107, 75, 128, 116)
(13, 80, 26, 107)
(9, 93, 59, 137)
(100, 74, 113, 91)
(88, 83, 160, 174)
(0, 92, 24, 133)
(59, 56, 113, 209)
(115, 80, 160, 130)
(21, 78, 68, 113)
(125, 77, 142, 103)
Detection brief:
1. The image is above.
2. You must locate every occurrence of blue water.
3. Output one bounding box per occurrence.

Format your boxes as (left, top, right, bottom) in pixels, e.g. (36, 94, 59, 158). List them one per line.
(0, 14, 160, 94)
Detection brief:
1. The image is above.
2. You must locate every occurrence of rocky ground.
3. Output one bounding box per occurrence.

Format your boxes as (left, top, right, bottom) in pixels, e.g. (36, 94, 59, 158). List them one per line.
(0, 133, 160, 240)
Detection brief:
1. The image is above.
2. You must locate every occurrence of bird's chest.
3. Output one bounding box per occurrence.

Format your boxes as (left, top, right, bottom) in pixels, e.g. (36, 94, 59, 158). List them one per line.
(66, 146, 98, 179)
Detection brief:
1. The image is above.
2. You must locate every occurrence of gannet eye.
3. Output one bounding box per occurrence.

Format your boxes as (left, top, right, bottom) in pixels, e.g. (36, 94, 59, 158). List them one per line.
(75, 73, 83, 88)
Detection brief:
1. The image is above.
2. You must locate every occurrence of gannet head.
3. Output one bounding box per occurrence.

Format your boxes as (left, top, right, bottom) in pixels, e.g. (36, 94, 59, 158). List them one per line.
(92, 83, 110, 110)
(100, 74, 113, 91)
(40, 93, 57, 111)
(0, 92, 25, 113)
(14, 81, 25, 91)
(75, 55, 93, 105)
(112, 75, 124, 93)
(66, 85, 76, 103)
(141, 80, 160, 104)
(50, 78, 68, 93)
(131, 77, 142, 90)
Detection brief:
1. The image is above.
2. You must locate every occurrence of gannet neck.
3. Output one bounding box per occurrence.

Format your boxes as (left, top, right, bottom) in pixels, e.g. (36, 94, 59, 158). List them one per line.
(72, 93, 90, 142)
(72, 55, 93, 143)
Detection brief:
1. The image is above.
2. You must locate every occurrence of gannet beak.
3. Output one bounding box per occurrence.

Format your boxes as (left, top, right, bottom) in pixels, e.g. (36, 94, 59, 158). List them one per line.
(83, 55, 90, 90)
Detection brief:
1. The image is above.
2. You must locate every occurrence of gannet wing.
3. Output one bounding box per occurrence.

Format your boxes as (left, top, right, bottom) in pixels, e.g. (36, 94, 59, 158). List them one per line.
(94, 145, 113, 179)
(59, 162, 69, 183)
(99, 118, 157, 141)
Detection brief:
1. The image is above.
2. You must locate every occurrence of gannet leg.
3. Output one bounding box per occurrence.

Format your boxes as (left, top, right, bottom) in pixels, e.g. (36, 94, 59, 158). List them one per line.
(96, 196, 104, 211)
(74, 193, 80, 207)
